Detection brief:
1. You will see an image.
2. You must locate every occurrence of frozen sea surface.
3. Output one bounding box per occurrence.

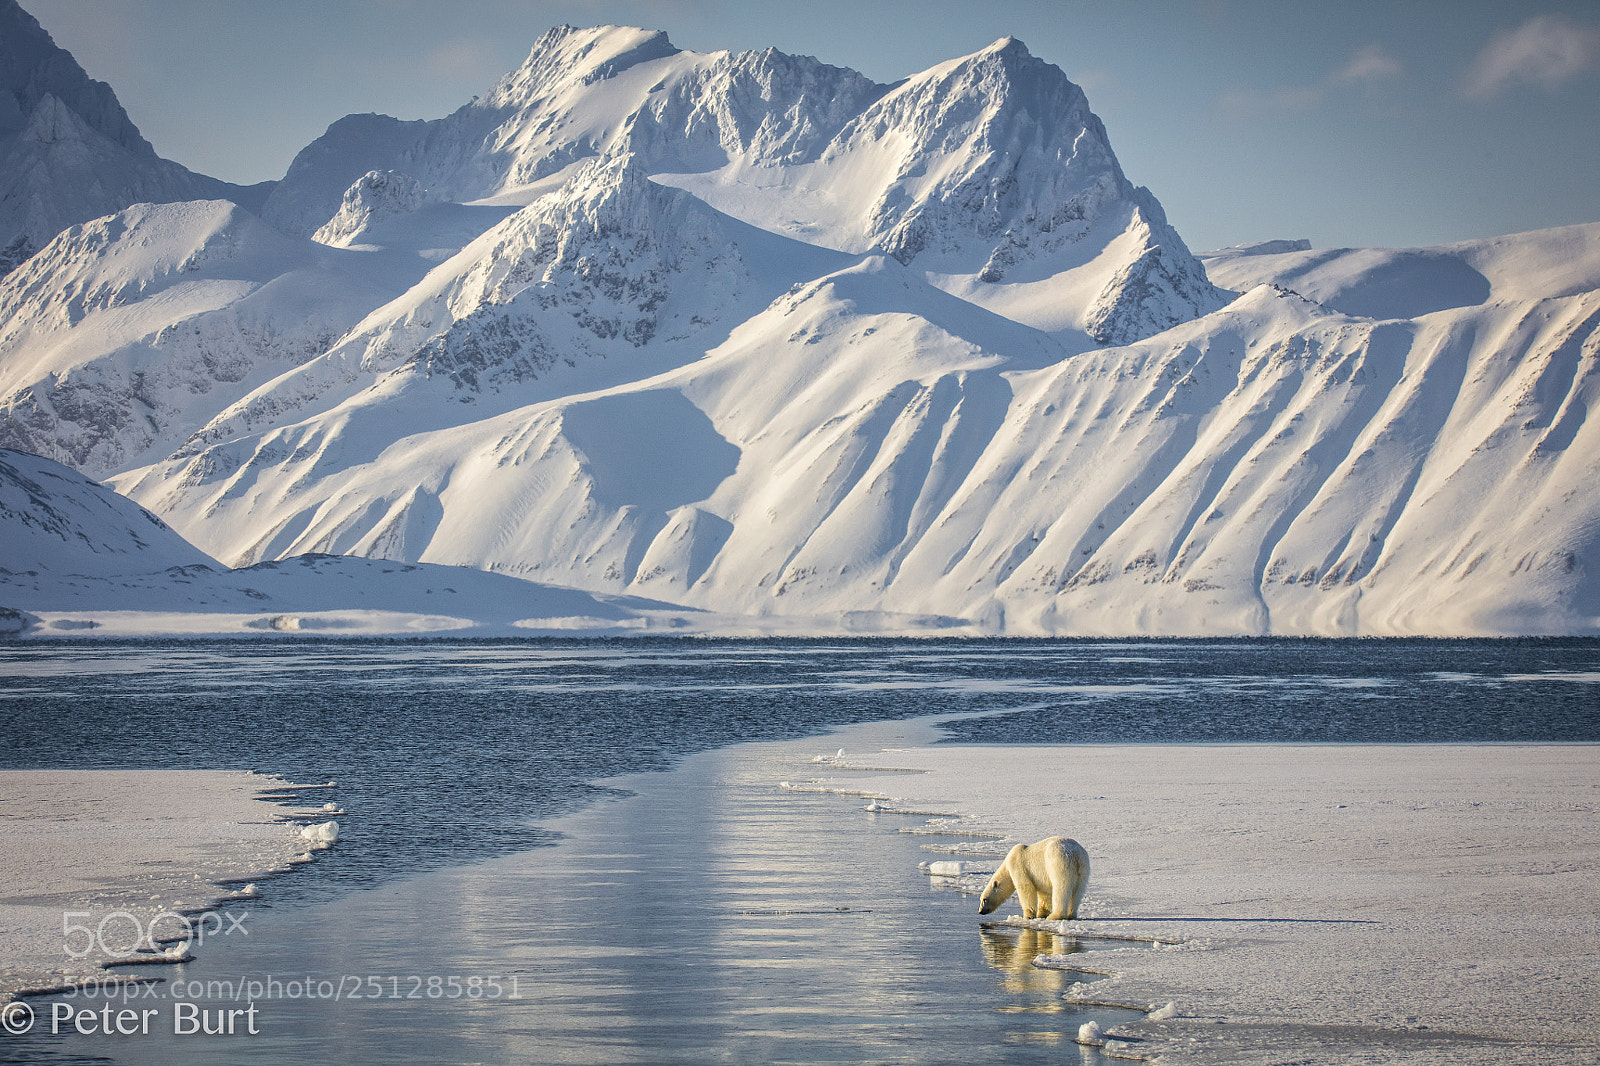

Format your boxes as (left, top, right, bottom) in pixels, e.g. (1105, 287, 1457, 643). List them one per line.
(10, 720, 1146, 1064)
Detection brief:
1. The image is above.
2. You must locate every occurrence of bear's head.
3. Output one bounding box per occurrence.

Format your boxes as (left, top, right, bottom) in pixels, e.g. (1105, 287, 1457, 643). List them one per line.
(977, 866, 1015, 915)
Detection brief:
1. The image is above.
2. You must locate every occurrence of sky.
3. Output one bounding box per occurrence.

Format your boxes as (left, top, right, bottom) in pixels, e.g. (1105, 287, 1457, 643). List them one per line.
(23, 0, 1600, 253)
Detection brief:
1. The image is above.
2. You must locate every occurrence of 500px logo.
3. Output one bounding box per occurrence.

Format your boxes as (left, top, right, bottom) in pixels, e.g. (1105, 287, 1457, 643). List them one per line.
(62, 909, 249, 959)
(3, 1001, 35, 1035)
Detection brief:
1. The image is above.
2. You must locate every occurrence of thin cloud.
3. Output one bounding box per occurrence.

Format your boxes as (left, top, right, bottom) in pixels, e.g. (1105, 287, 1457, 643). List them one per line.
(424, 39, 506, 82)
(1071, 67, 1117, 93)
(1221, 43, 1402, 114)
(1218, 84, 1322, 114)
(1334, 44, 1404, 86)
(1466, 14, 1600, 98)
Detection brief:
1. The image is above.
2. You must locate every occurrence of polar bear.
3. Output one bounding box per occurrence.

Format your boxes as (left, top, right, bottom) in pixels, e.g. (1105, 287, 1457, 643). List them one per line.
(977, 836, 1089, 920)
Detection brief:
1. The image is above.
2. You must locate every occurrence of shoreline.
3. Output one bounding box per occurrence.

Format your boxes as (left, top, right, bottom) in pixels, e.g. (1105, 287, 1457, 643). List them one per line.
(794, 735, 1600, 1064)
(0, 770, 338, 1002)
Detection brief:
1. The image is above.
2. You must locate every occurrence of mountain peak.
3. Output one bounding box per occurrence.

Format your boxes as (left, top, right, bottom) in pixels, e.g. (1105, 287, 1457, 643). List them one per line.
(822, 35, 1116, 269)
(485, 25, 679, 108)
(0, 0, 260, 268)
(936, 33, 1062, 94)
(980, 35, 1028, 57)
(0, 0, 152, 156)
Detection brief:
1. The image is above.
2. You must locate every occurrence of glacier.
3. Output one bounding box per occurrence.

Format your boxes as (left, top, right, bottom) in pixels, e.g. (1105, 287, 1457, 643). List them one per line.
(1, 15, 1596, 637)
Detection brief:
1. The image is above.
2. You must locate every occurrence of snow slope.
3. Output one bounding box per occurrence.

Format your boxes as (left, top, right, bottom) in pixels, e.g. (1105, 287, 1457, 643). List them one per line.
(1, 446, 213, 578)
(112, 224, 1600, 636)
(0, 448, 724, 637)
(0, 200, 430, 478)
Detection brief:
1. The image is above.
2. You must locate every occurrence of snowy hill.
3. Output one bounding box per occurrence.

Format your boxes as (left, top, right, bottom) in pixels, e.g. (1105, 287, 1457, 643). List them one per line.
(0, 448, 740, 637)
(0, 0, 267, 271)
(1, 446, 213, 578)
(1, 15, 1596, 636)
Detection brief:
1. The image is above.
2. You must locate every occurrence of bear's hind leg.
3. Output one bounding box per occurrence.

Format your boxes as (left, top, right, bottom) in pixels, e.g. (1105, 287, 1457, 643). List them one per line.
(1045, 839, 1084, 920)
(1063, 842, 1089, 919)
(1046, 881, 1068, 921)
(1065, 878, 1084, 920)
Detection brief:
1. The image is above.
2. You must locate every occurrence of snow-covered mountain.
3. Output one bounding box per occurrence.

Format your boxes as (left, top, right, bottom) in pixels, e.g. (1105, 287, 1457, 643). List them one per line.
(1, 15, 1596, 636)
(107, 225, 1600, 636)
(259, 25, 1223, 342)
(0, 0, 267, 272)
(0, 199, 431, 477)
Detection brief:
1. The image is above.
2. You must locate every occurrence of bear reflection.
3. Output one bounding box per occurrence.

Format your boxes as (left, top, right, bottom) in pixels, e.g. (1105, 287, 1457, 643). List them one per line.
(979, 925, 1083, 1011)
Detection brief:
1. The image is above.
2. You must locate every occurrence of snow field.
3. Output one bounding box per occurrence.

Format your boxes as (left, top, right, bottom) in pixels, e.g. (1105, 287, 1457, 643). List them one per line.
(807, 738, 1600, 1065)
(0, 771, 343, 1002)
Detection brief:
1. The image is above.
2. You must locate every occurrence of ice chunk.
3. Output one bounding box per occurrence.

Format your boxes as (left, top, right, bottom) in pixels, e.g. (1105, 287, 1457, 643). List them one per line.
(299, 820, 339, 843)
(1033, 953, 1081, 969)
(1076, 1021, 1103, 1045)
(1148, 1002, 1178, 1020)
(927, 860, 971, 876)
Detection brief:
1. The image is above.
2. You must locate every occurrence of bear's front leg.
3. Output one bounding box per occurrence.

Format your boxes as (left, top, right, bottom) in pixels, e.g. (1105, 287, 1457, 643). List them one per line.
(1017, 882, 1040, 919)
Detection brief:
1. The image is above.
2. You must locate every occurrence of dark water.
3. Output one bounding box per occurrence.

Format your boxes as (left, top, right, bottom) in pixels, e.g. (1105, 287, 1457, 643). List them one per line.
(0, 638, 1596, 1064)
(1, 638, 1596, 899)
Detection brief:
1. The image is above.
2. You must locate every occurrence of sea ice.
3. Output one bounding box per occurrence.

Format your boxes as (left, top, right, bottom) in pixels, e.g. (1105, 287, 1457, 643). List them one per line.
(0, 769, 324, 999)
(299, 820, 339, 844)
(811, 740, 1600, 1062)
